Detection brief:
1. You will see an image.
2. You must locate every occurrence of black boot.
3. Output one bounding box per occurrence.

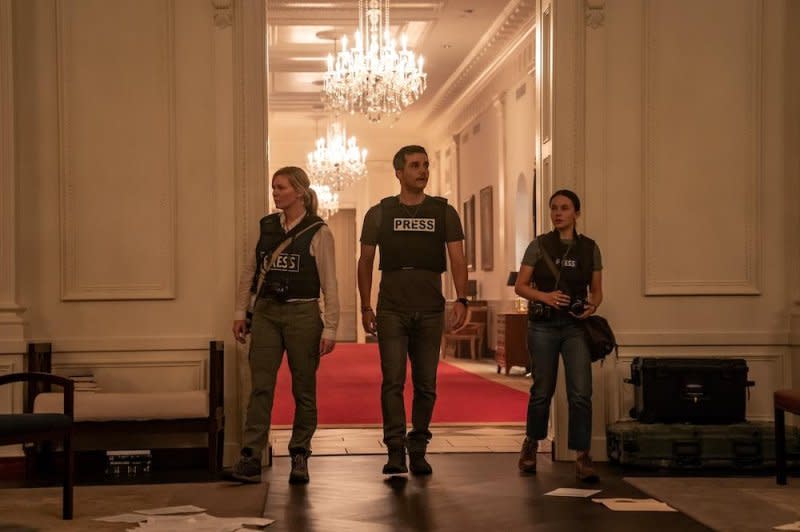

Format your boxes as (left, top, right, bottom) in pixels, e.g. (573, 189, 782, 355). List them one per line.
(289, 451, 310, 484)
(409, 452, 432, 476)
(382, 447, 407, 474)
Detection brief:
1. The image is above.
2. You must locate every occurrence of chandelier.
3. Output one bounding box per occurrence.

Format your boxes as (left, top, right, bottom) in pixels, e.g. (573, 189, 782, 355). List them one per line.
(322, 0, 427, 122)
(311, 184, 339, 219)
(307, 120, 367, 190)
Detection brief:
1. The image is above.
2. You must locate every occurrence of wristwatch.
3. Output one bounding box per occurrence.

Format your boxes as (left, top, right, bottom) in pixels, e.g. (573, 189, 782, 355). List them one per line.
(456, 297, 469, 307)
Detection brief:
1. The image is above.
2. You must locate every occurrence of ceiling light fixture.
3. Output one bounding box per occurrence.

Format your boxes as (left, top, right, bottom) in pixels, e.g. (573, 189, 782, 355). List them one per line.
(310, 184, 339, 219)
(307, 118, 368, 191)
(322, 0, 427, 123)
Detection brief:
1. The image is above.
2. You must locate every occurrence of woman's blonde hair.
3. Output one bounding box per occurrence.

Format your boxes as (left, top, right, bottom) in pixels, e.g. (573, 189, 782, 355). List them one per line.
(272, 166, 318, 216)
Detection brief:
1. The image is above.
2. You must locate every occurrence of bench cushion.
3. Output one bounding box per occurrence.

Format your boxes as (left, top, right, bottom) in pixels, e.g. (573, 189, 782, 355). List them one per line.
(775, 389, 800, 414)
(0, 413, 71, 437)
(34, 391, 208, 421)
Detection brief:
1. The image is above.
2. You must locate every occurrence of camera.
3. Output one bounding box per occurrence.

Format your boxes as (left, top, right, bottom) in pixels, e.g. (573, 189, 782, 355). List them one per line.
(528, 302, 552, 321)
(262, 279, 290, 302)
(568, 297, 587, 315)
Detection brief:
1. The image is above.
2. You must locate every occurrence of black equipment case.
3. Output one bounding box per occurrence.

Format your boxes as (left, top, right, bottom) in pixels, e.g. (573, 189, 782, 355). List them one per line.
(607, 420, 800, 470)
(626, 357, 755, 424)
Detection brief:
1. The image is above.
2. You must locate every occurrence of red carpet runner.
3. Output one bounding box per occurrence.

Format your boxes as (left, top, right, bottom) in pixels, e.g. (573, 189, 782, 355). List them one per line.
(270, 343, 528, 425)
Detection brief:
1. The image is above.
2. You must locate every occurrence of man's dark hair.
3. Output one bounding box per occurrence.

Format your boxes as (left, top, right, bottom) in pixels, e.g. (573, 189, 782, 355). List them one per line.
(393, 145, 428, 171)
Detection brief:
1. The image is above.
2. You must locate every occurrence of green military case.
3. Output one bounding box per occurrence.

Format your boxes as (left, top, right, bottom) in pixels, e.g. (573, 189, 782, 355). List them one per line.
(607, 420, 800, 470)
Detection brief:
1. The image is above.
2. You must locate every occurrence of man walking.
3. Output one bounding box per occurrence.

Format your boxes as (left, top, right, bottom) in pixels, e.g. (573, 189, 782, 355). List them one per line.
(357, 145, 468, 475)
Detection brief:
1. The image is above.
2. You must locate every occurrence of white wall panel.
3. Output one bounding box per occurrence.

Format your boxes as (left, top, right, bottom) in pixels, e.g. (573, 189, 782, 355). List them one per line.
(57, 0, 176, 300)
(643, 0, 763, 295)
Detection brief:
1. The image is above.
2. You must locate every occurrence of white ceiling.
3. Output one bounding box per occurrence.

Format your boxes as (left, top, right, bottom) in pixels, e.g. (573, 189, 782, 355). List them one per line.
(267, 0, 535, 132)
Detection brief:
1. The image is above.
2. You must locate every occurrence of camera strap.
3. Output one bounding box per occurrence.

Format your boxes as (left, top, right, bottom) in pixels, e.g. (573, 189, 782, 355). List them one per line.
(540, 238, 573, 291)
(250, 219, 325, 311)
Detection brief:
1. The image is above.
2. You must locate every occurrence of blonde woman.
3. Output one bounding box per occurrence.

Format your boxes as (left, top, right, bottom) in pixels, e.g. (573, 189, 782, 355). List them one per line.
(226, 166, 339, 485)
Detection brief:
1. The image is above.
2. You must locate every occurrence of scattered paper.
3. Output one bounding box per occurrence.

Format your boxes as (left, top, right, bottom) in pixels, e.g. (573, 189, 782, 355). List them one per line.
(592, 498, 677, 512)
(545, 488, 602, 498)
(134, 505, 206, 515)
(774, 521, 800, 531)
(125, 513, 274, 531)
(94, 513, 149, 523)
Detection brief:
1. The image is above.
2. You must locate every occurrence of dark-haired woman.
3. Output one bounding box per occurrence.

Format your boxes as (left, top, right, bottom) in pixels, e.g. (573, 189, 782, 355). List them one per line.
(226, 166, 339, 485)
(514, 189, 603, 482)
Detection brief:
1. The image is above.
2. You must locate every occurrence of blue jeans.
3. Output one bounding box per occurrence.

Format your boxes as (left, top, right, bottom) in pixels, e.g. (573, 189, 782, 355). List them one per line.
(376, 309, 444, 452)
(526, 317, 592, 451)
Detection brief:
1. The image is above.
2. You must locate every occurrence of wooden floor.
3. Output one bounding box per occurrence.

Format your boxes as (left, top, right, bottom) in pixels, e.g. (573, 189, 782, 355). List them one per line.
(258, 452, 713, 531)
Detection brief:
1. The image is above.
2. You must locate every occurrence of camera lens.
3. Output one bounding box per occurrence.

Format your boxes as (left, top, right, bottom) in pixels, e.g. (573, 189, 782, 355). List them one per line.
(569, 299, 585, 314)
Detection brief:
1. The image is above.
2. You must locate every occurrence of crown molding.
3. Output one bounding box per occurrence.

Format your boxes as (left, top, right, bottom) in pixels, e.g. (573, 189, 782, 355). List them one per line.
(421, 0, 535, 128)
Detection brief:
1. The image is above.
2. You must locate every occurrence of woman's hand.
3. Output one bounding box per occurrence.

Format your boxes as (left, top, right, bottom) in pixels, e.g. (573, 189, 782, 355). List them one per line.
(232, 320, 249, 344)
(570, 303, 597, 320)
(319, 338, 336, 356)
(540, 290, 569, 309)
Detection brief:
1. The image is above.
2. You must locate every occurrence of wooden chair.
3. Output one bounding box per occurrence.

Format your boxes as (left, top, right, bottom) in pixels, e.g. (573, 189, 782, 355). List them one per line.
(442, 306, 488, 360)
(0, 372, 74, 519)
(775, 389, 800, 485)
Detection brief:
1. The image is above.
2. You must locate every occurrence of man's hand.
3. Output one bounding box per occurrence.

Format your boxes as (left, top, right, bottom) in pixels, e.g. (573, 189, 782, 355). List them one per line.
(232, 320, 249, 344)
(449, 302, 467, 331)
(362, 309, 377, 335)
(319, 338, 336, 356)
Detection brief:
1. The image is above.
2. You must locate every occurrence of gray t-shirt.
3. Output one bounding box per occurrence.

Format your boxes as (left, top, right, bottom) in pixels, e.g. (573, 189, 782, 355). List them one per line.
(521, 236, 603, 270)
(361, 196, 464, 312)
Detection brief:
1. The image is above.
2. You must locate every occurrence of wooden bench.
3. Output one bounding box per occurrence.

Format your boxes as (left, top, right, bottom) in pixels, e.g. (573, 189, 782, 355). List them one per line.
(26, 341, 225, 475)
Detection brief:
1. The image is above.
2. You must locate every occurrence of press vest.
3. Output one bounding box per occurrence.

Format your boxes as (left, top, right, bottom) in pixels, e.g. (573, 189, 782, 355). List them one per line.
(252, 213, 324, 300)
(530, 230, 595, 315)
(377, 196, 448, 272)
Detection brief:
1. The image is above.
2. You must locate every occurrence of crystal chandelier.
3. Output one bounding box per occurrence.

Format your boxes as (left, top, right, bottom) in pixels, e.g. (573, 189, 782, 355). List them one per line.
(322, 0, 427, 123)
(311, 184, 339, 219)
(307, 120, 367, 190)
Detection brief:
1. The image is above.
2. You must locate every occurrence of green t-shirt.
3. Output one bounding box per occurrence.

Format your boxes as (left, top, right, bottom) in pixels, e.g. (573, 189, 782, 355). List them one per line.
(361, 196, 464, 312)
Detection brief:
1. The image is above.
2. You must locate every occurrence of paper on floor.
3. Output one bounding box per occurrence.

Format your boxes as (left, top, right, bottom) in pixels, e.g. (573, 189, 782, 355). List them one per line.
(126, 513, 274, 531)
(94, 513, 149, 523)
(134, 505, 206, 515)
(774, 521, 800, 531)
(592, 498, 677, 512)
(545, 488, 602, 498)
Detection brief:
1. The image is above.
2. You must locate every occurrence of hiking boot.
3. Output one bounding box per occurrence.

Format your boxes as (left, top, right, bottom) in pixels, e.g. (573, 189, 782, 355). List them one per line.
(409, 452, 432, 476)
(223, 450, 261, 483)
(382, 447, 408, 474)
(576, 451, 599, 483)
(289, 452, 310, 484)
(518, 437, 537, 474)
